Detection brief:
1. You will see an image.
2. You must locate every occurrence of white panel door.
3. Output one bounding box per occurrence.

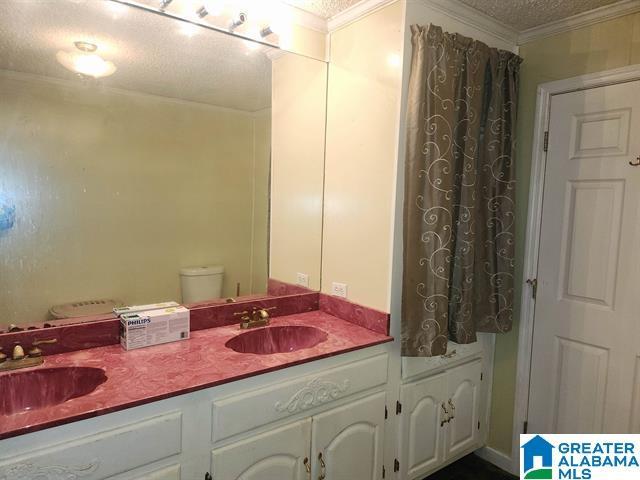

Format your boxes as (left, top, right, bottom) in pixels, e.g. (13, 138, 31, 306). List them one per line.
(528, 80, 640, 434)
(400, 373, 447, 480)
(210, 419, 311, 480)
(311, 392, 386, 480)
(444, 360, 482, 459)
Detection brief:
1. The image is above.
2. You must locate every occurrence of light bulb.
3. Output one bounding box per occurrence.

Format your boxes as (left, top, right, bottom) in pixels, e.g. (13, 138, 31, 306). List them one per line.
(261, 4, 291, 39)
(201, 0, 224, 16)
(179, 22, 200, 37)
(56, 50, 117, 78)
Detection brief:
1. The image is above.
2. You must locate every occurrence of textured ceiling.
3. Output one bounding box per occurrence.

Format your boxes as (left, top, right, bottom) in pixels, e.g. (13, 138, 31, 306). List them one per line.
(284, 0, 362, 18)
(0, 0, 275, 111)
(457, 0, 624, 30)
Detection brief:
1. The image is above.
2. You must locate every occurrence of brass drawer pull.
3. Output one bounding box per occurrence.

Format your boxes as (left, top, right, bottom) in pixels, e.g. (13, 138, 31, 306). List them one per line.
(318, 452, 326, 480)
(440, 402, 449, 427)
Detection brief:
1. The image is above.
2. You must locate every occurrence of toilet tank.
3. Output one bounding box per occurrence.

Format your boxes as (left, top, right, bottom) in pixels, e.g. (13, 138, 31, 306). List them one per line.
(180, 265, 224, 304)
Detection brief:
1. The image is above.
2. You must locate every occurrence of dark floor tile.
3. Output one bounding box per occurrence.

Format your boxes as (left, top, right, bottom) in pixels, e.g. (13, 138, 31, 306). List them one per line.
(423, 453, 517, 480)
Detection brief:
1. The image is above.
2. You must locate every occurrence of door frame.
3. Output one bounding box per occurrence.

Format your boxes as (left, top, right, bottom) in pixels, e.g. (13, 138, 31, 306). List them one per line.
(510, 63, 640, 473)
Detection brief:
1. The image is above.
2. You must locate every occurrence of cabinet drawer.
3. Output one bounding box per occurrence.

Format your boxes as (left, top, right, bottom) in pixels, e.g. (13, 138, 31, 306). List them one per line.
(134, 465, 181, 480)
(402, 341, 483, 380)
(212, 353, 388, 443)
(0, 412, 182, 480)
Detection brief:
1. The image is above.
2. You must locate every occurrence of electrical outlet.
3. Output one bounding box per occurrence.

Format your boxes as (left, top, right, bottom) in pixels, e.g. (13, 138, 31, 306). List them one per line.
(331, 282, 348, 298)
(296, 273, 309, 288)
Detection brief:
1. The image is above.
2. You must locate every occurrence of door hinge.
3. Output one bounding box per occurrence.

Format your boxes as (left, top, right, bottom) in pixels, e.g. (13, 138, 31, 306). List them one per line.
(385, 405, 388, 419)
(382, 465, 386, 478)
(543, 131, 549, 152)
(523, 421, 529, 434)
(478, 421, 481, 430)
(394, 459, 400, 472)
(396, 401, 402, 415)
(480, 372, 483, 381)
(526, 278, 538, 299)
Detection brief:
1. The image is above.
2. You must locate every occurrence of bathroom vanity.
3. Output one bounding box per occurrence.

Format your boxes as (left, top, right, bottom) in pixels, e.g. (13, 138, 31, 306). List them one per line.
(0, 314, 392, 480)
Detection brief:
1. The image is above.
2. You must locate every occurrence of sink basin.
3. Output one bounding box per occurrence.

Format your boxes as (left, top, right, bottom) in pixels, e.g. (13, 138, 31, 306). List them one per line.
(225, 326, 328, 354)
(0, 367, 107, 416)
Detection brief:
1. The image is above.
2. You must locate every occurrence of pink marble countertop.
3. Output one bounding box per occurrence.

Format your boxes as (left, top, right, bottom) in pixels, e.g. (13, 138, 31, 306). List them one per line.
(0, 311, 392, 440)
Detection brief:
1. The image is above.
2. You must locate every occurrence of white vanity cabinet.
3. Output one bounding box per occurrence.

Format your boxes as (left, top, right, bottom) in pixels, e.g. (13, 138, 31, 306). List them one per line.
(445, 360, 482, 459)
(210, 419, 312, 480)
(0, 349, 390, 480)
(210, 392, 386, 480)
(310, 392, 386, 480)
(398, 337, 491, 480)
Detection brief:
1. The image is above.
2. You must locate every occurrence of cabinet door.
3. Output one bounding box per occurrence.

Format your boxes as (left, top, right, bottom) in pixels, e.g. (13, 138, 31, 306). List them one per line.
(211, 419, 311, 480)
(311, 392, 386, 480)
(400, 372, 447, 480)
(444, 359, 482, 459)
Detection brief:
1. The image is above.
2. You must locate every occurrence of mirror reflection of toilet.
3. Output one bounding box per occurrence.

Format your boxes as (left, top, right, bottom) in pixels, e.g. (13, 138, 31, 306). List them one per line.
(179, 266, 224, 304)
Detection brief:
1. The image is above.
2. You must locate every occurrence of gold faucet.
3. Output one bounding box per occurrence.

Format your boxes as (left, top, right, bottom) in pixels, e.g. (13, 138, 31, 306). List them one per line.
(0, 338, 57, 372)
(234, 307, 276, 329)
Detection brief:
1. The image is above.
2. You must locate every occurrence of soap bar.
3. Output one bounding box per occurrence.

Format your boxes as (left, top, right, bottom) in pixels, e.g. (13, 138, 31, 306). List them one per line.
(120, 306, 190, 351)
(114, 301, 180, 316)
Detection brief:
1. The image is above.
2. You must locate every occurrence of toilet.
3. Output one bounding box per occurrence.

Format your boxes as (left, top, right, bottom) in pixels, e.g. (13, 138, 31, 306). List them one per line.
(180, 265, 224, 303)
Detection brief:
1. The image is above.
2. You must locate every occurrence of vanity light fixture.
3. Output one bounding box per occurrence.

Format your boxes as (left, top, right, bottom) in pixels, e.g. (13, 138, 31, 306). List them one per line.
(159, 0, 173, 12)
(259, 6, 291, 39)
(229, 11, 247, 32)
(259, 26, 274, 38)
(56, 41, 117, 78)
(196, 0, 224, 18)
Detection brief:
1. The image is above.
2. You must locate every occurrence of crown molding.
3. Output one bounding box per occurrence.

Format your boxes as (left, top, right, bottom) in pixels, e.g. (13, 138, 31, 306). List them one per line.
(286, 4, 328, 33)
(518, 0, 640, 44)
(327, 0, 397, 32)
(418, 0, 519, 46)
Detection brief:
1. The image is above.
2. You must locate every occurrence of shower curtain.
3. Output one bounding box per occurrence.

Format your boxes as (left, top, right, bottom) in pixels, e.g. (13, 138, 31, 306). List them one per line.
(402, 24, 522, 357)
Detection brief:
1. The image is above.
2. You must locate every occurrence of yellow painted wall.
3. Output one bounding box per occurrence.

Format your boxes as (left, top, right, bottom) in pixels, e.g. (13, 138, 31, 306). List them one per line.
(488, 13, 640, 455)
(284, 23, 328, 61)
(322, 1, 404, 312)
(0, 71, 270, 324)
(269, 52, 327, 290)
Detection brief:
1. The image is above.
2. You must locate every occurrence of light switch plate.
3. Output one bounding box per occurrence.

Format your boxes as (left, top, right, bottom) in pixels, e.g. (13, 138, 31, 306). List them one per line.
(296, 273, 310, 288)
(331, 282, 348, 298)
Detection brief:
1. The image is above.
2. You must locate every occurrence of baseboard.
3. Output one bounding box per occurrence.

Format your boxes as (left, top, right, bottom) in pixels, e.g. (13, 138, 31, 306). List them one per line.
(475, 446, 517, 475)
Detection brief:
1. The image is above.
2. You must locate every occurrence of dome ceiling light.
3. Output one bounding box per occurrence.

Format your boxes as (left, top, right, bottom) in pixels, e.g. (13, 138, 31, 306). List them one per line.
(56, 41, 117, 78)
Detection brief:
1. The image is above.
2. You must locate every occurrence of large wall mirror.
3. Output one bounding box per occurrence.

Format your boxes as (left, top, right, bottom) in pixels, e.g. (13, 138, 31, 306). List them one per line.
(0, 0, 327, 328)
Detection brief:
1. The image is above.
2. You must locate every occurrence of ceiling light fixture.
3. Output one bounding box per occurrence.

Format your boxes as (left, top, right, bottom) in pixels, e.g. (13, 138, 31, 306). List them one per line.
(56, 41, 117, 78)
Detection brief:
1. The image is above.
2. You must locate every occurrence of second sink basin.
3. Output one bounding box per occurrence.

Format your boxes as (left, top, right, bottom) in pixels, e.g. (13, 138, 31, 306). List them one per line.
(0, 366, 107, 416)
(225, 325, 328, 354)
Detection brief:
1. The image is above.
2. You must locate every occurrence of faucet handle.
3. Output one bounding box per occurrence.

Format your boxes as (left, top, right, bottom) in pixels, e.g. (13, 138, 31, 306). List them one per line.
(251, 306, 276, 316)
(28, 338, 58, 358)
(12, 343, 25, 361)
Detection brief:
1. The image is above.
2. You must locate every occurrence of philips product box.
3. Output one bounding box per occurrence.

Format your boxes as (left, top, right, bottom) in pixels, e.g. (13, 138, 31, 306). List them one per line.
(120, 306, 190, 351)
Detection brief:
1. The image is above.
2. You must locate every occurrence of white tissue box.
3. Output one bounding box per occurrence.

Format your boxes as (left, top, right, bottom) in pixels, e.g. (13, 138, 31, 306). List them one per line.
(120, 306, 190, 351)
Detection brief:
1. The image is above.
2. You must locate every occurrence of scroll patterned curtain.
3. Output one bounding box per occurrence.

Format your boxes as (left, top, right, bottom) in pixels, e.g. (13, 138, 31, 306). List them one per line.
(402, 24, 522, 357)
